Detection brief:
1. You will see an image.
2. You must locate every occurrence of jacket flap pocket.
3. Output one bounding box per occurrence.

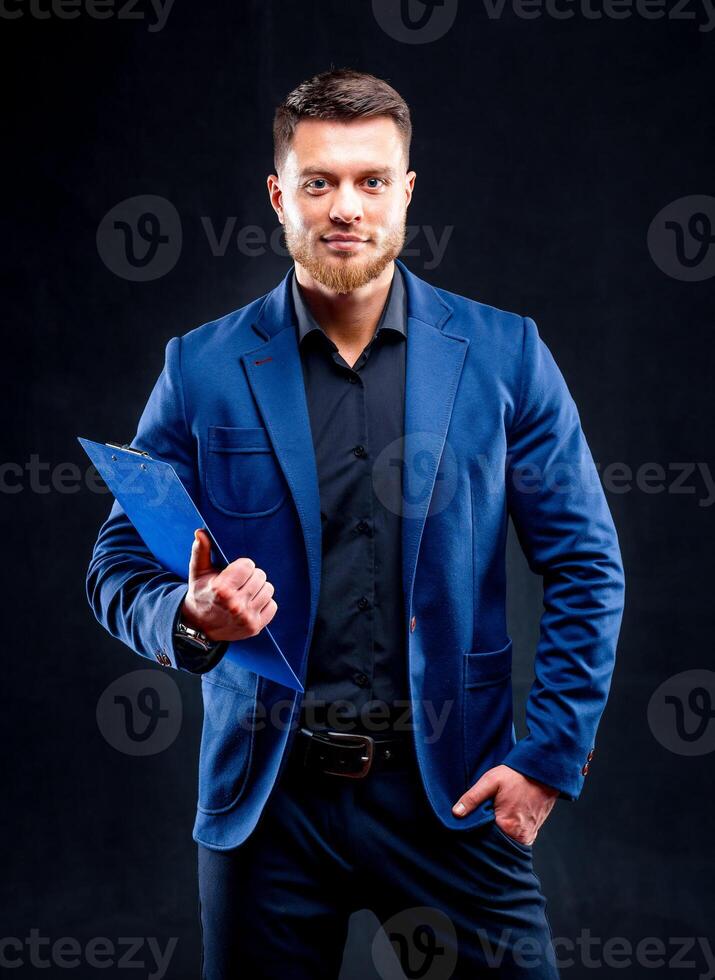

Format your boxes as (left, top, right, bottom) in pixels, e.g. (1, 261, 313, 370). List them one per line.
(209, 425, 272, 452)
(464, 639, 513, 688)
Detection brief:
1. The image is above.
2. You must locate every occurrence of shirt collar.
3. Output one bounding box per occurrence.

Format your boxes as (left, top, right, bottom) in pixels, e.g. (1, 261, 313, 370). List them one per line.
(291, 263, 407, 347)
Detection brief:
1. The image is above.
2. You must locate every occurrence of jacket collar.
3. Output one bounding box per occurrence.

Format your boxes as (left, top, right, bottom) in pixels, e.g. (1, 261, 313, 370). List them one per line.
(290, 261, 407, 345)
(251, 257, 453, 341)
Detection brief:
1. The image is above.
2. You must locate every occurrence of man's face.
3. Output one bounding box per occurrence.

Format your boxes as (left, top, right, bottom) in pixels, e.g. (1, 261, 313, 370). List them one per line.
(268, 116, 416, 294)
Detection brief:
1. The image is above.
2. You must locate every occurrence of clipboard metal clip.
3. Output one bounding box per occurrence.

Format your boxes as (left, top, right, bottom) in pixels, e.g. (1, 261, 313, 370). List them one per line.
(105, 442, 152, 458)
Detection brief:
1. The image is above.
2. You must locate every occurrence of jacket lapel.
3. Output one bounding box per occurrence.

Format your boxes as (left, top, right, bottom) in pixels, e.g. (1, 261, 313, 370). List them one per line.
(398, 260, 470, 614)
(240, 258, 470, 641)
(240, 275, 323, 624)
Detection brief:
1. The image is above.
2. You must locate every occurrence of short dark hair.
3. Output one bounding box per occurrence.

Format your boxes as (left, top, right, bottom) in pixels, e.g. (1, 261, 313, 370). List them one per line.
(273, 68, 412, 175)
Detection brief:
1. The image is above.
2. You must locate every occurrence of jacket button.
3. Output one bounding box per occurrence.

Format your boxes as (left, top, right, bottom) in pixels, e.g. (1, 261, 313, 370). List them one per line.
(410, 615, 416, 632)
(352, 671, 369, 688)
(357, 596, 370, 610)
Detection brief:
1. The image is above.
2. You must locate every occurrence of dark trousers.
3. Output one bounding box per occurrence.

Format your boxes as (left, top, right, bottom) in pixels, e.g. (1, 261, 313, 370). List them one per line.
(197, 741, 560, 979)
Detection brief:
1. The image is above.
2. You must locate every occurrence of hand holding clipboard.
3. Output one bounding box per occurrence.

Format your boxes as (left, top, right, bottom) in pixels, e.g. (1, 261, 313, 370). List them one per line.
(183, 527, 278, 647)
(78, 437, 303, 691)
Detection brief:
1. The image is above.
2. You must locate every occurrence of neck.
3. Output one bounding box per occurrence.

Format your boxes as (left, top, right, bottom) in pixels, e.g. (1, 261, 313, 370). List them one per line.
(294, 261, 395, 350)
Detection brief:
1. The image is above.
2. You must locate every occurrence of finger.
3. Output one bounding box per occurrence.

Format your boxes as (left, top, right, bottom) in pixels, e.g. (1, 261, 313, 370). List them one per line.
(250, 579, 275, 610)
(255, 597, 278, 629)
(188, 528, 215, 581)
(243, 566, 268, 601)
(218, 556, 257, 592)
(452, 770, 500, 817)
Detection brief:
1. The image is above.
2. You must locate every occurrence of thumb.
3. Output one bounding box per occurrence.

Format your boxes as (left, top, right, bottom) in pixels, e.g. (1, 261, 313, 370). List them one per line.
(188, 528, 215, 581)
(452, 769, 500, 818)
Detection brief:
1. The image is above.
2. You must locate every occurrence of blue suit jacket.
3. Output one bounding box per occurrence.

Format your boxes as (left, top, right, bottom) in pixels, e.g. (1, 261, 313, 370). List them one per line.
(86, 258, 625, 851)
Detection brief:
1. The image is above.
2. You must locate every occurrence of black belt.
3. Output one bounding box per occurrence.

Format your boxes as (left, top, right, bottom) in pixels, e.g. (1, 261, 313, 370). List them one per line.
(290, 727, 415, 778)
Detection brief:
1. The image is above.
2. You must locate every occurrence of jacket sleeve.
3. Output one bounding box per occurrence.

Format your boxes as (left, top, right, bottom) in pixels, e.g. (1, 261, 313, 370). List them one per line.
(500, 316, 626, 800)
(85, 335, 223, 674)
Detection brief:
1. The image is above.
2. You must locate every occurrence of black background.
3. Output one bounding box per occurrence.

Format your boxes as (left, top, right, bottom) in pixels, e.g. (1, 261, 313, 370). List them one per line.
(2, 1, 714, 977)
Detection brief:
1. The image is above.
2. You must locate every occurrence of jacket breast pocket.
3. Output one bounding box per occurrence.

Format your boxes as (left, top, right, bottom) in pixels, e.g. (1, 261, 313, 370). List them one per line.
(462, 639, 514, 785)
(206, 425, 288, 517)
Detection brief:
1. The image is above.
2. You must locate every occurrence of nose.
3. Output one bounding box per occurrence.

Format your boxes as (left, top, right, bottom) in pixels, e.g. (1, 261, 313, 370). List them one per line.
(329, 181, 364, 226)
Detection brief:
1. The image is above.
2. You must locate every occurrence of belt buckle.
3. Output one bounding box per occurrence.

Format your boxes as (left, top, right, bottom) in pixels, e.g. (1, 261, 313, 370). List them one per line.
(322, 730, 374, 778)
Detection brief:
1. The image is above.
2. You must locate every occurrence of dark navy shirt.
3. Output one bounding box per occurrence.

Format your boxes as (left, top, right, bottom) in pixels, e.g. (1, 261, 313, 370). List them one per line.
(291, 264, 409, 732)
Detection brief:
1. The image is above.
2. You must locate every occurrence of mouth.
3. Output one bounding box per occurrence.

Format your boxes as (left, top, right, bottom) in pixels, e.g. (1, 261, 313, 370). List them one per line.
(321, 234, 369, 252)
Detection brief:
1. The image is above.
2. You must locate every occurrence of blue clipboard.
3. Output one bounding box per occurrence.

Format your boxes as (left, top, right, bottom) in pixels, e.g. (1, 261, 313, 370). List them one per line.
(78, 437, 303, 692)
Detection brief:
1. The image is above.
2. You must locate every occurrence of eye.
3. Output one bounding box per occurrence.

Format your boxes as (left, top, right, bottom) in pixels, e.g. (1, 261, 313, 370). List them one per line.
(304, 176, 388, 193)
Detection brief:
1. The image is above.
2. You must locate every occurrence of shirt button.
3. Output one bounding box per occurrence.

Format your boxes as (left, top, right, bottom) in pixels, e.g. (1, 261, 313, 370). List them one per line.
(357, 595, 370, 610)
(410, 615, 416, 632)
(356, 520, 370, 534)
(353, 671, 369, 688)
(353, 445, 366, 457)
(347, 375, 358, 383)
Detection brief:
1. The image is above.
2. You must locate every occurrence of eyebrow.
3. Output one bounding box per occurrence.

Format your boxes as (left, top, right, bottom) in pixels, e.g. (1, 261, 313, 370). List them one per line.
(298, 166, 400, 181)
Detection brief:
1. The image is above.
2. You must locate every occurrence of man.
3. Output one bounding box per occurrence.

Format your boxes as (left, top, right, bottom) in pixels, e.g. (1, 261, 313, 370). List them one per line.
(87, 69, 625, 978)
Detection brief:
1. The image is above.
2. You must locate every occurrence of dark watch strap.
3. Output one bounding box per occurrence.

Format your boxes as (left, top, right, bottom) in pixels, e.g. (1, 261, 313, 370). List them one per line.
(172, 607, 227, 674)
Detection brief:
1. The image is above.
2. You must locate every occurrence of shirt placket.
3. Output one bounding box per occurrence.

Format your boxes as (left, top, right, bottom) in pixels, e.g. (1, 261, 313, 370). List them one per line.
(331, 344, 377, 717)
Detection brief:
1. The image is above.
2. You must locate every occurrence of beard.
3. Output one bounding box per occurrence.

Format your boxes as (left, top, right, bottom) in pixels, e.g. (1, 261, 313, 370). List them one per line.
(283, 214, 407, 294)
